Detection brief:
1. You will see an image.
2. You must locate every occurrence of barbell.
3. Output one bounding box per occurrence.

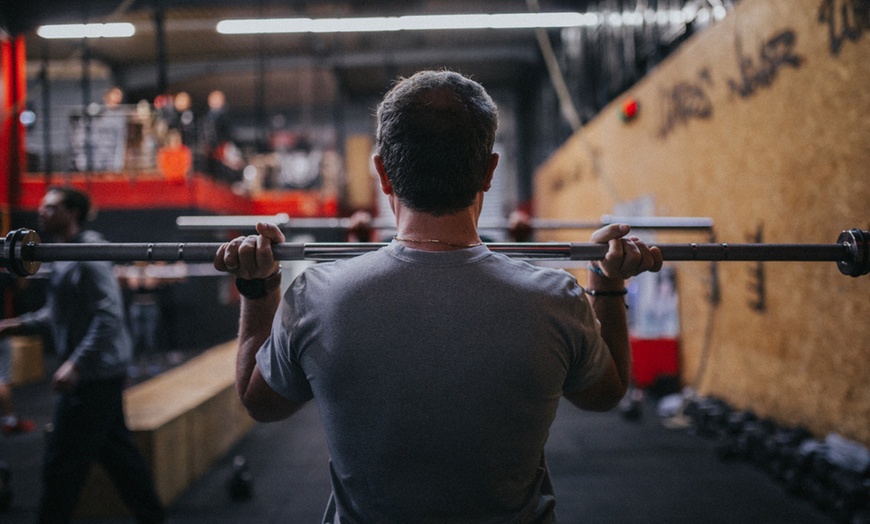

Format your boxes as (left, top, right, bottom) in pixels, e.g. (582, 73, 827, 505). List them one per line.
(175, 214, 715, 232)
(2, 227, 867, 278)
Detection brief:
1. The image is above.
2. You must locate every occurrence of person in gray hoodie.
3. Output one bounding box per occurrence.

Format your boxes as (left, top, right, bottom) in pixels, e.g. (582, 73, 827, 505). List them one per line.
(0, 186, 164, 524)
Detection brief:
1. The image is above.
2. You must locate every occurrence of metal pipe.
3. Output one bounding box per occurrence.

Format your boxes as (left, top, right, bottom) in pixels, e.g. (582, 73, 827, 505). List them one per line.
(174, 214, 715, 232)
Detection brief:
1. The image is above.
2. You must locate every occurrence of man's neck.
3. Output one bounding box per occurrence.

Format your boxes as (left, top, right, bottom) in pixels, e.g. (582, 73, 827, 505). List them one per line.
(394, 206, 483, 251)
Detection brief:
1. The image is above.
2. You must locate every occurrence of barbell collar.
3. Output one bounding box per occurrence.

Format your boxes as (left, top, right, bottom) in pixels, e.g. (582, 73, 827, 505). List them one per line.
(836, 228, 870, 277)
(2, 229, 41, 278)
(1, 228, 867, 278)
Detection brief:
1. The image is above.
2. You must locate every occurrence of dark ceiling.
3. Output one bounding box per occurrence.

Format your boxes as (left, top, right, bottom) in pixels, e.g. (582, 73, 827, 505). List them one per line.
(10, 1, 592, 111)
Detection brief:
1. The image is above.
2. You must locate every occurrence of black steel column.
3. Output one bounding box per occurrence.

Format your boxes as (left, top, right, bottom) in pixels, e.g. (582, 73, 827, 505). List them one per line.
(254, 0, 267, 151)
(80, 0, 92, 177)
(40, 45, 52, 180)
(154, 0, 168, 95)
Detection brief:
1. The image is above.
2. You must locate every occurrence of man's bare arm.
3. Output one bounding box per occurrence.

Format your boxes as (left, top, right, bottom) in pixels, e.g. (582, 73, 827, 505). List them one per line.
(215, 222, 303, 422)
(564, 224, 662, 411)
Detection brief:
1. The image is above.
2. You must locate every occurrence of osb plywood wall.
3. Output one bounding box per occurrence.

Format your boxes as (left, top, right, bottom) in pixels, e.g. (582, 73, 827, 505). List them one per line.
(533, 0, 870, 444)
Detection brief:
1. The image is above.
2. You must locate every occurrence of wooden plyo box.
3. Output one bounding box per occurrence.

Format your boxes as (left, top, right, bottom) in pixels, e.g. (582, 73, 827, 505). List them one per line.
(10, 335, 44, 385)
(75, 340, 256, 516)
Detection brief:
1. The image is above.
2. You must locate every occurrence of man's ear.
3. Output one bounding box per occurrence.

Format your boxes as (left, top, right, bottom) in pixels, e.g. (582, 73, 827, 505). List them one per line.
(482, 153, 499, 192)
(373, 155, 393, 195)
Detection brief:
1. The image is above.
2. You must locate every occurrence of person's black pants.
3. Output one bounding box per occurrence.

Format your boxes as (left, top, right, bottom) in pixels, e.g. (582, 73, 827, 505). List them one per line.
(38, 376, 164, 524)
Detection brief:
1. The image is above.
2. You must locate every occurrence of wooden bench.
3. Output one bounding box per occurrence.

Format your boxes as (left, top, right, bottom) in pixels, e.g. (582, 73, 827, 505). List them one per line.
(75, 340, 256, 516)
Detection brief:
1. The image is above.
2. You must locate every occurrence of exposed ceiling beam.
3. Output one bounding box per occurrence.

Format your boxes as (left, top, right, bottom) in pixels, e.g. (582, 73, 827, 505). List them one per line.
(120, 44, 541, 92)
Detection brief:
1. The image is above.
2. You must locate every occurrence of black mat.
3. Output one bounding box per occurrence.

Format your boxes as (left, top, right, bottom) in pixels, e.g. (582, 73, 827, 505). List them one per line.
(0, 367, 834, 524)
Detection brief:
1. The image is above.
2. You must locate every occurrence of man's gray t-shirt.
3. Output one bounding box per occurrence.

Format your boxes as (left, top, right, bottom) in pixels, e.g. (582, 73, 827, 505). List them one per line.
(257, 241, 610, 523)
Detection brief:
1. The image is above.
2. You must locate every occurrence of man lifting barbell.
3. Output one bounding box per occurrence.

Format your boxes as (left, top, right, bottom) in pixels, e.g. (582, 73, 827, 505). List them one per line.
(214, 70, 663, 523)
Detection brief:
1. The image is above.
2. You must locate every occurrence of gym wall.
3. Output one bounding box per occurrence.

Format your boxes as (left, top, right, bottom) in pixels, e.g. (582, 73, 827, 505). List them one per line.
(533, 0, 870, 445)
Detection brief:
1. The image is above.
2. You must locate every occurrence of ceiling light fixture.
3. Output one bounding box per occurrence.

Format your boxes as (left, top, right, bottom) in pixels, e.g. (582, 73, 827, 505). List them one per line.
(216, 13, 599, 35)
(37, 23, 136, 39)
(216, 9, 726, 35)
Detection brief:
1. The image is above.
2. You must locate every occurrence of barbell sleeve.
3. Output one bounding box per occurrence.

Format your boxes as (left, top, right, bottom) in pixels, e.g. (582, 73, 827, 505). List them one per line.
(1, 228, 867, 278)
(174, 214, 715, 232)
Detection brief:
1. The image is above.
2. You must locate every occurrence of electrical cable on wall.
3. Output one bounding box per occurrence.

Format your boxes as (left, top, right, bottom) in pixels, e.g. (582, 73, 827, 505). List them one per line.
(526, 0, 622, 203)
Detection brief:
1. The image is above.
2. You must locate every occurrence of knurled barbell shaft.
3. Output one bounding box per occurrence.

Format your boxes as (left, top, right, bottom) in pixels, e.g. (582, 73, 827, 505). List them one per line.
(10, 239, 854, 263)
(3, 228, 867, 277)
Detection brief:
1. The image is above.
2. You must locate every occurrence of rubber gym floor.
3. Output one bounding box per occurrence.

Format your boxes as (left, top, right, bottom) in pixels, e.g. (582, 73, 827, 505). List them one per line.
(1, 351, 835, 524)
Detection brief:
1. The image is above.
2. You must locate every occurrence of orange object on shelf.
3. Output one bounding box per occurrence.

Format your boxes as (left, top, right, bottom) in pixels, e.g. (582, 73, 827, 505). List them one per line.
(156, 144, 192, 182)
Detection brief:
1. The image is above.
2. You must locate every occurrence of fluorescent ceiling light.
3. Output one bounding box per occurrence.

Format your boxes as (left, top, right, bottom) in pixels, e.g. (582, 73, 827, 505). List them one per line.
(216, 13, 596, 35)
(37, 23, 136, 39)
(216, 9, 725, 35)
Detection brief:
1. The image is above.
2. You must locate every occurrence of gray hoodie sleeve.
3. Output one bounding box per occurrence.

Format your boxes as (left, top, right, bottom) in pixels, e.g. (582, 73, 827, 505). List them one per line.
(68, 260, 131, 378)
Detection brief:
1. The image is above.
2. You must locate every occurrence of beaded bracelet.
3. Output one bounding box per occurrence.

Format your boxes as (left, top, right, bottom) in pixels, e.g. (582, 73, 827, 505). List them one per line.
(587, 263, 606, 277)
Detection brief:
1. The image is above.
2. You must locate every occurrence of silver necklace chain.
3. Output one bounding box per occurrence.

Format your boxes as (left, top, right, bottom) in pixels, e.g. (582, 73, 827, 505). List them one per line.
(393, 236, 484, 249)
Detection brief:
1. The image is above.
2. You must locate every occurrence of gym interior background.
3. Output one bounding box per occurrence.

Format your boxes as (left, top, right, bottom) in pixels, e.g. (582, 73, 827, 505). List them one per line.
(3, 0, 737, 350)
(0, 0, 868, 521)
